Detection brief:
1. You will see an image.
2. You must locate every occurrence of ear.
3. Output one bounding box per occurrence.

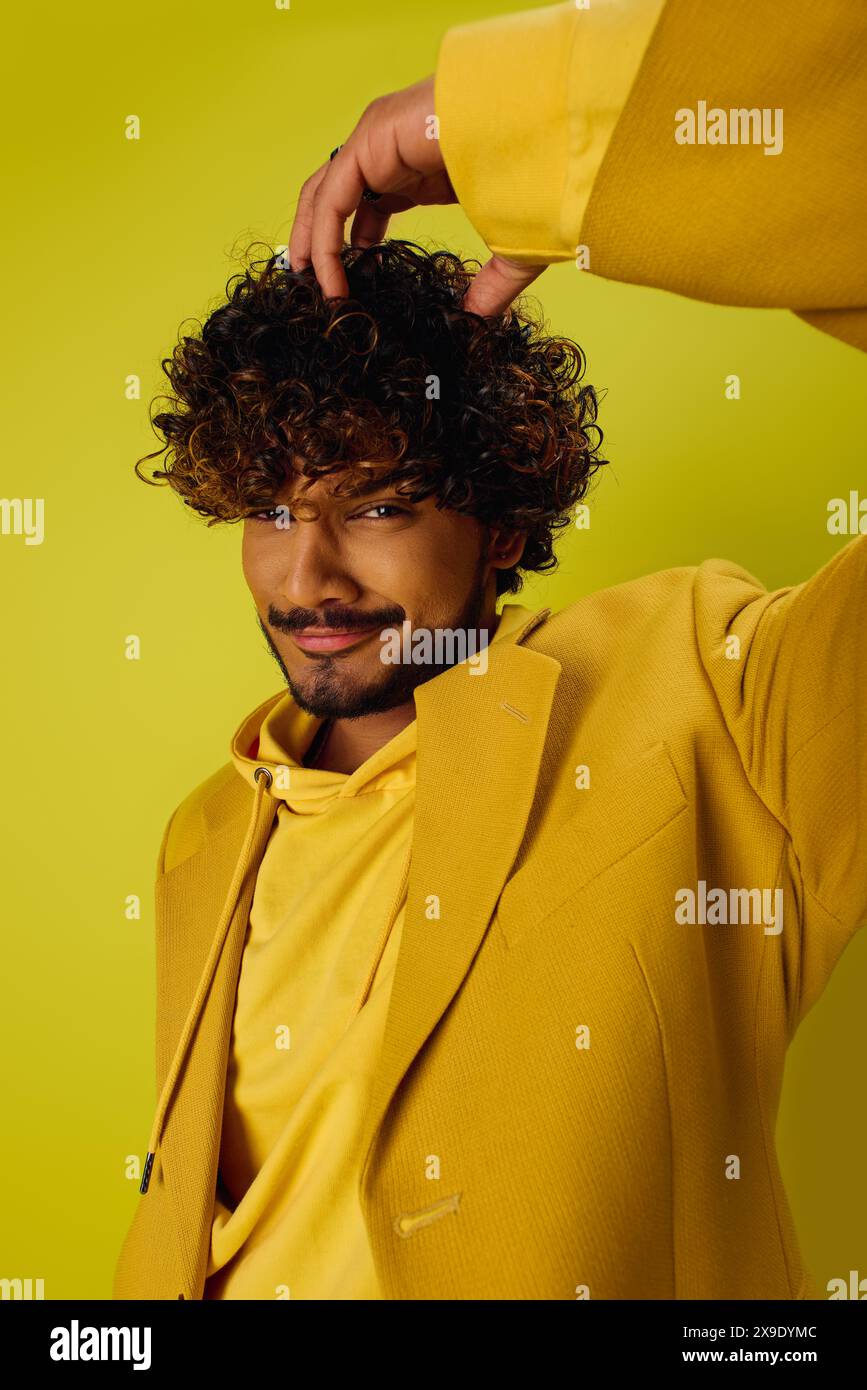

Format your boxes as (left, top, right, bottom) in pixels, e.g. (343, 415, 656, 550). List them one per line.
(485, 526, 527, 574)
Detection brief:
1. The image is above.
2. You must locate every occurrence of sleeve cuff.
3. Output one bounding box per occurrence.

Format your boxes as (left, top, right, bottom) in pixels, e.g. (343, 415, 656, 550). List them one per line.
(434, 0, 666, 264)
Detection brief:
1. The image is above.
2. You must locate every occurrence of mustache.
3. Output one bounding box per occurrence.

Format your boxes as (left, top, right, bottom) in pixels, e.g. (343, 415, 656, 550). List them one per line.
(267, 603, 406, 633)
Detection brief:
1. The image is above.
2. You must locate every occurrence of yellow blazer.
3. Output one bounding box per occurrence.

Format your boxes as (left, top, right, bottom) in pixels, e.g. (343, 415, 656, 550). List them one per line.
(114, 541, 866, 1299)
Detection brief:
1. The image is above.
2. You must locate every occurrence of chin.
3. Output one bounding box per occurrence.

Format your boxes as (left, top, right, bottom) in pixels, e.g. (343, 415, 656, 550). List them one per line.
(287, 668, 410, 721)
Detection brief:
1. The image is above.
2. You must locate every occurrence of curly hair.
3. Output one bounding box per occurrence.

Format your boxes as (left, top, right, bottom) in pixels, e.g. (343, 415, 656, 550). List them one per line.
(135, 238, 606, 596)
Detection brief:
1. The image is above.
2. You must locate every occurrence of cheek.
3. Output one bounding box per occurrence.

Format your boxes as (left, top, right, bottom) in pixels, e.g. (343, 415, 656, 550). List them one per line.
(393, 519, 480, 592)
(241, 531, 272, 598)
(415, 524, 483, 598)
(369, 543, 454, 612)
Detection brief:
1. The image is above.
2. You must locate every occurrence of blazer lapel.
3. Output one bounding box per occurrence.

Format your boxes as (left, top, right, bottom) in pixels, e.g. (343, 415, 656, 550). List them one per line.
(359, 636, 562, 1189)
(154, 779, 278, 1297)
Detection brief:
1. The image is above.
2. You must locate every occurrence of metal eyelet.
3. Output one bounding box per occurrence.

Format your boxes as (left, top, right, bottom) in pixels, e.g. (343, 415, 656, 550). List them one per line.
(254, 766, 273, 788)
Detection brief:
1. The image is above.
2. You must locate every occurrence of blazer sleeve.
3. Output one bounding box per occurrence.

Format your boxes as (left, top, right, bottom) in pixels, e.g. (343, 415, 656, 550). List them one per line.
(156, 807, 176, 876)
(435, 0, 867, 353)
(691, 532, 867, 1026)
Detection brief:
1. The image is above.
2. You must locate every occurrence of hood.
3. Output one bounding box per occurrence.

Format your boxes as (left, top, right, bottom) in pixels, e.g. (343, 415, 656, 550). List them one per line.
(229, 693, 417, 815)
(137, 602, 546, 1196)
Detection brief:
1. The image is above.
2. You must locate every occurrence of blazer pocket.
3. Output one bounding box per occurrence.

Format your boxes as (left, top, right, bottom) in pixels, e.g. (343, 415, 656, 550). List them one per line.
(495, 741, 688, 949)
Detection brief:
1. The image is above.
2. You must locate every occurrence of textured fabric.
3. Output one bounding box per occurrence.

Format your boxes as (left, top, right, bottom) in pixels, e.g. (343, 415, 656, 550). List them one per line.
(435, 0, 666, 264)
(202, 604, 535, 1299)
(435, 0, 867, 353)
(114, 544, 865, 1300)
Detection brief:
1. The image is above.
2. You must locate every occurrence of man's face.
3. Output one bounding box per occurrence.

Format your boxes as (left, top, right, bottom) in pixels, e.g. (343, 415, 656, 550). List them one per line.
(241, 471, 521, 719)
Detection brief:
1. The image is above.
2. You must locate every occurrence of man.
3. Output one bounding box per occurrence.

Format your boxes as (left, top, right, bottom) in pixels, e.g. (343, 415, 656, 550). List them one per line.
(114, 0, 865, 1300)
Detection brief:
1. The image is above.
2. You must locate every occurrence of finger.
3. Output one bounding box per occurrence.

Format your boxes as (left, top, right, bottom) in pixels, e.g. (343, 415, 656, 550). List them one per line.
(309, 104, 428, 298)
(460, 256, 548, 319)
(350, 170, 456, 251)
(288, 161, 331, 271)
(309, 146, 401, 299)
(348, 202, 390, 248)
(294, 80, 451, 295)
(348, 186, 427, 247)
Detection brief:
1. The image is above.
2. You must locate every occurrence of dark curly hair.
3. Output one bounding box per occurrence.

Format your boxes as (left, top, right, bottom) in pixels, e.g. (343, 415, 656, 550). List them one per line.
(135, 238, 606, 596)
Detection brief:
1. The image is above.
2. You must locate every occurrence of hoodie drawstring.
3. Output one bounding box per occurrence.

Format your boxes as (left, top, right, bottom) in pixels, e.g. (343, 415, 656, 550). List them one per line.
(139, 766, 275, 1194)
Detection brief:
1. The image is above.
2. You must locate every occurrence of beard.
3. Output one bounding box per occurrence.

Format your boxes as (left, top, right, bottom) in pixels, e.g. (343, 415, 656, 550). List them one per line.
(256, 553, 490, 720)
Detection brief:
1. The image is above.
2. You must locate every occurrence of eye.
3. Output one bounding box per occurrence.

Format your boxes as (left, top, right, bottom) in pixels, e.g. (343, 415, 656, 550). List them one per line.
(246, 501, 412, 524)
(351, 503, 411, 521)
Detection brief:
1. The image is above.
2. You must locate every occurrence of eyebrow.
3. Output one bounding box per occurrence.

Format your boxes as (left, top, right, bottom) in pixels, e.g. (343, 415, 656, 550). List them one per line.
(284, 475, 415, 505)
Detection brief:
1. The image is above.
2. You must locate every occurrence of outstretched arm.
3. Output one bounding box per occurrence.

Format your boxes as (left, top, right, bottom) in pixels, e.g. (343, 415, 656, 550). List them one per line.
(692, 533, 867, 1027)
(290, 0, 867, 349)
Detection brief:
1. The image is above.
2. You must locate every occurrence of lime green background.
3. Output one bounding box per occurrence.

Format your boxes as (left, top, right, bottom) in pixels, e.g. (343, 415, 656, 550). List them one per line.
(2, 0, 865, 1298)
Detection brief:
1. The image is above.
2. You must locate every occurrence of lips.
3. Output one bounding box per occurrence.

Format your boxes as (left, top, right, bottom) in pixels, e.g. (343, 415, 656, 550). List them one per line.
(290, 625, 380, 653)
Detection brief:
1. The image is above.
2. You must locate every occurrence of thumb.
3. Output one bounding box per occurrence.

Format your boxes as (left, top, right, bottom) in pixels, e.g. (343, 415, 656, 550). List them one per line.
(460, 254, 548, 318)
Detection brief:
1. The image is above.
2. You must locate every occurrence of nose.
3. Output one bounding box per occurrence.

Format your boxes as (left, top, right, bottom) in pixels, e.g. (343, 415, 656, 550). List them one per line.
(276, 515, 361, 612)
